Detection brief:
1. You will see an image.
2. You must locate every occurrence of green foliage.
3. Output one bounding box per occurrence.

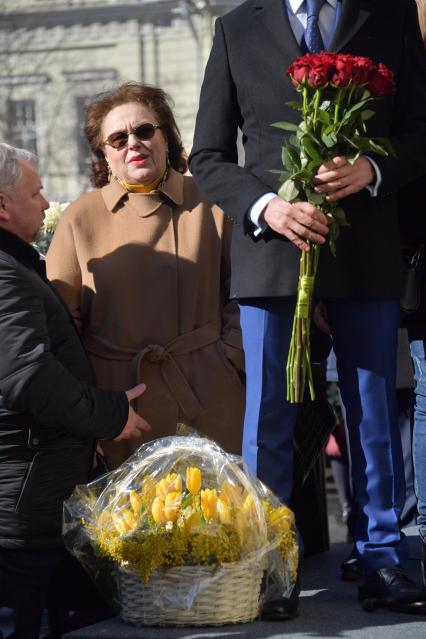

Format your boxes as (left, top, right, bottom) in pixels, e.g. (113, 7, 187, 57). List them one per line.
(275, 83, 395, 250)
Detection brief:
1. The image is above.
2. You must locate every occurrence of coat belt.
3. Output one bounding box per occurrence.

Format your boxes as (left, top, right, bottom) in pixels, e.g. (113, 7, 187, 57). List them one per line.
(84, 318, 222, 420)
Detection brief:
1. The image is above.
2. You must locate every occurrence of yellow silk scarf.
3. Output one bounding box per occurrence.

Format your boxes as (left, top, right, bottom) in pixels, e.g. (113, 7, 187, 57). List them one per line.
(115, 172, 165, 193)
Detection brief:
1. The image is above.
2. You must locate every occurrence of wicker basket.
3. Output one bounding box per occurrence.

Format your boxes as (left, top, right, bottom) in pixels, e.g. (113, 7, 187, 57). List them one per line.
(117, 562, 263, 626)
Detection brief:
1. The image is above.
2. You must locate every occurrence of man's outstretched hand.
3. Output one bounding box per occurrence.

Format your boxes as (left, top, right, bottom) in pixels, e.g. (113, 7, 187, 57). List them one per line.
(114, 383, 151, 441)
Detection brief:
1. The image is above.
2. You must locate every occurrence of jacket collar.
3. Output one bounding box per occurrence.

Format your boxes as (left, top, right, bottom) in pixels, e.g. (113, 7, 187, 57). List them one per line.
(0, 227, 45, 275)
(253, 0, 372, 56)
(331, 0, 372, 52)
(101, 168, 184, 218)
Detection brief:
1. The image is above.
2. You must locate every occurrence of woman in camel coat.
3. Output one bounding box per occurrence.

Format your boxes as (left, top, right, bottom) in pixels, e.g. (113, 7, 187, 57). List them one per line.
(46, 83, 245, 468)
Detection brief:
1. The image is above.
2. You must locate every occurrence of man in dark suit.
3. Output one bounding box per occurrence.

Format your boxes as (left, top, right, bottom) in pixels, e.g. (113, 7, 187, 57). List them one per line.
(189, 0, 426, 617)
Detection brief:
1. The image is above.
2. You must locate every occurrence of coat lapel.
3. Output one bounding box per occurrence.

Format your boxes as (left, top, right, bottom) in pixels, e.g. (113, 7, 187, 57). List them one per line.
(331, 0, 372, 52)
(253, 0, 301, 61)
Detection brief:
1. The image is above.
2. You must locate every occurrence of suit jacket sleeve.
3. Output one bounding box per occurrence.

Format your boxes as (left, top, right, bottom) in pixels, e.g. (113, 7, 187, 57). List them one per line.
(372, 1, 426, 194)
(220, 214, 245, 372)
(0, 259, 128, 440)
(189, 17, 273, 225)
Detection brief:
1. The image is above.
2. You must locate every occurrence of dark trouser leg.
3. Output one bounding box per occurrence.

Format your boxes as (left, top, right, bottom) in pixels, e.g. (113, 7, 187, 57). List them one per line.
(0, 546, 61, 639)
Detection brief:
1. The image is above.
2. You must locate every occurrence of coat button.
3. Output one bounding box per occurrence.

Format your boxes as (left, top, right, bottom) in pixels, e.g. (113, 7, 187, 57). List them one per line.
(32, 437, 40, 446)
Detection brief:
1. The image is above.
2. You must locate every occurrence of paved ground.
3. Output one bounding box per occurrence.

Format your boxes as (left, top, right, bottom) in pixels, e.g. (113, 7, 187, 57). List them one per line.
(64, 518, 426, 639)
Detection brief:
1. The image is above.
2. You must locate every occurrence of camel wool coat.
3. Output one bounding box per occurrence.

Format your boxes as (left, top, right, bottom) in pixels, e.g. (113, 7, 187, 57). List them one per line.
(46, 169, 245, 468)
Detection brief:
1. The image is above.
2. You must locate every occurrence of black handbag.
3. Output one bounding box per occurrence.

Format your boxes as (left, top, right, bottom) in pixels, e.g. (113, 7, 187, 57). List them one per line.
(293, 362, 336, 484)
(400, 244, 424, 315)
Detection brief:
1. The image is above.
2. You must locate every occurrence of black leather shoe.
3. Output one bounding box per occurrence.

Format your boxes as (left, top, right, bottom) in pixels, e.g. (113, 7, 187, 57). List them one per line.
(341, 547, 360, 582)
(421, 537, 426, 588)
(358, 566, 426, 614)
(261, 585, 299, 620)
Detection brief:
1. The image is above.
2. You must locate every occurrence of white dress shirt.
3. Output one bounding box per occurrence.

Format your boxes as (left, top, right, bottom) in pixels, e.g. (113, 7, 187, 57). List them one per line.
(249, 0, 381, 234)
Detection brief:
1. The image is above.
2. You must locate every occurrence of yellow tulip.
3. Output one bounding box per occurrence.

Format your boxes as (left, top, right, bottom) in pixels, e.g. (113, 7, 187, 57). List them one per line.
(129, 490, 143, 515)
(141, 475, 156, 504)
(242, 493, 256, 517)
(112, 512, 131, 535)
(156, 473, 182, 498)
(122, 508, 138, 531)
(97, 510, 112, 529)
(185, 510, 202, 534)
(201, 488, 217, 519)
(164, 491, 182, 522)
(220, 481, 243, 508)
(151, 496, 166, 524)
(186, 467, 202, 494)
(217, 497, 232, 524)
(235, 511, 247, 542)
(270, 506, 292, 532)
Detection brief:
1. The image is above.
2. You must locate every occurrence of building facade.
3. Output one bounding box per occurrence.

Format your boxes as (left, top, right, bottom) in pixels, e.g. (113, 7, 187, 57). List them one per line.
(0, 0, 241, 200)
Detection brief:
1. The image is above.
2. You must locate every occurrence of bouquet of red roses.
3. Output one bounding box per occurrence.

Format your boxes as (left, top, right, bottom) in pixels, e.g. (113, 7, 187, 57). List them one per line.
(274, 53, 395, 403)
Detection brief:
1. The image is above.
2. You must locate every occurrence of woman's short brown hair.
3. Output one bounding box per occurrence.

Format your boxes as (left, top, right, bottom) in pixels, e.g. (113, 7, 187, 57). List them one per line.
(84, 83, 187, 187)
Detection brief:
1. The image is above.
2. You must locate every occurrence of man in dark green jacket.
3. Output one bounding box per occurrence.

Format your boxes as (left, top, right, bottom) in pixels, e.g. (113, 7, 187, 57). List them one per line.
(0, 143, 151, 639)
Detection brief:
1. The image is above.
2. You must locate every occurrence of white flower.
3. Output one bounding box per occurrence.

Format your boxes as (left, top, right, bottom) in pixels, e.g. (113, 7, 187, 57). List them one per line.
(165, 521, 174, 531)
(43, 201, 69, 234)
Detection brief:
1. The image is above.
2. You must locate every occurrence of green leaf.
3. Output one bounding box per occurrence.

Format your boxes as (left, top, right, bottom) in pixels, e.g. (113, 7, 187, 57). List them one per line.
(278, 170, 292, 183)
(340, 99, 373, 124)
(306, 191, 324, 205)
(321, 128, 338, 148)
(301, 135, 322, 162)
(370, 137, 397, 158)
(272, 121, 300, 132)
(316, 109, 331, 126)
(331, 207, 350, 227)
(361, 109, 375, 121)
(285, 100, 304, 111)
(278, 178, 299, 202)
(181, 494, 192, 508)
(289, 134, 300, 148)
(346, 152, 361, 165)
(281, 146, 296, 171)
(307, 159, 323, 173)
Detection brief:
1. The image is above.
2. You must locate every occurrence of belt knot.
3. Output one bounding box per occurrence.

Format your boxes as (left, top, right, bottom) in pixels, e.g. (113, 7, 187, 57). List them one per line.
(145, 344, 166, 362)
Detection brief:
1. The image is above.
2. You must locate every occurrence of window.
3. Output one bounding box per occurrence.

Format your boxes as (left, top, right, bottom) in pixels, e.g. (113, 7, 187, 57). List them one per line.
(75, 96, 92, 175)
(7, 99, 38, 155)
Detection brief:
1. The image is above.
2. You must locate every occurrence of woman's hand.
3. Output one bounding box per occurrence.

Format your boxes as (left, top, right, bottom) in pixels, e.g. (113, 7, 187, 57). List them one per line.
(114, 383, 151, 441)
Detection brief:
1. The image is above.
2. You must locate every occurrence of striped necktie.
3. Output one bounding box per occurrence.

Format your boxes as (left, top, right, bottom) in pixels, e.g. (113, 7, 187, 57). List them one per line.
(301, 0, 326, 53)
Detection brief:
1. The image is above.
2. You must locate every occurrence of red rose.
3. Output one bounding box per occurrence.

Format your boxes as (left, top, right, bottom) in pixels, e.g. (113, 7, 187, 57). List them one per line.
(351, 56, 375, 85)
(287, 54, 313, 85)
(368, 63, 394, 96)
(307, 61, 331, 87)
(287, 53, 333, 88)
(331, 53, 355, 87)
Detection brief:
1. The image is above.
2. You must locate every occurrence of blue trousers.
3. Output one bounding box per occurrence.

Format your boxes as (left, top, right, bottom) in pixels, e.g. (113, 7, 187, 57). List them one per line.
(410, 338, 426, 540)
(239, 297, 408, 570)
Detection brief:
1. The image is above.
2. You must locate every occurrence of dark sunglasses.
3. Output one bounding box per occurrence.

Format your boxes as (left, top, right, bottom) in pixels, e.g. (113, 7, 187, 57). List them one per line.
(103, 123, 162, 149)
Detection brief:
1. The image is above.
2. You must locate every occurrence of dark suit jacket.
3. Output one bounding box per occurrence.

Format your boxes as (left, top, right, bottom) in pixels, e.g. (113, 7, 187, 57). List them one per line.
(189, 0, 426, 299)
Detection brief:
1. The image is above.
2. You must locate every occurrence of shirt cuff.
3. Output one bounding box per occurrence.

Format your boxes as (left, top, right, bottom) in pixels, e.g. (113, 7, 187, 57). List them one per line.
(249, 192, 276, 236)
(364, 155, 382, 197)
